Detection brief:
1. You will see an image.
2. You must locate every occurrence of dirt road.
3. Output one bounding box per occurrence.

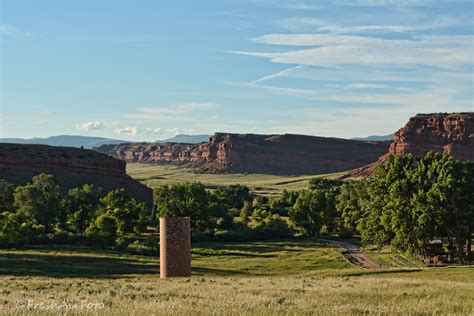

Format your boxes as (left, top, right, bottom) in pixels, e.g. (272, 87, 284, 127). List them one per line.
(321, 239, 381, 269)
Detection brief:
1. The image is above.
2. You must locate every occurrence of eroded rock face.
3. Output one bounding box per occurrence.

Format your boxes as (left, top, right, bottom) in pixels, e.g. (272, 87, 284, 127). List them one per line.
(96, 133, 391, 175)
(344, 112, 474, 179)
(389, 113, 474, 161)
(0, 143, 152, 203)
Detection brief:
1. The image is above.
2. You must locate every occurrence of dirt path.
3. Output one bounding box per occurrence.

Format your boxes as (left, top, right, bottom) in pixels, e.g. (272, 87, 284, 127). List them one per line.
(320, 239, 381, 269)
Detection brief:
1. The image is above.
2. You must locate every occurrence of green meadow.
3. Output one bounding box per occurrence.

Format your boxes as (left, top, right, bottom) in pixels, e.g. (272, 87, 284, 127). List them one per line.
(126, 163, 348, 196)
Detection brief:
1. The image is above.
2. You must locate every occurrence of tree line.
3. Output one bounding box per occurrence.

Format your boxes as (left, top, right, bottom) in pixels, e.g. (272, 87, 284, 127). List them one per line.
(0, 151, 472, 262)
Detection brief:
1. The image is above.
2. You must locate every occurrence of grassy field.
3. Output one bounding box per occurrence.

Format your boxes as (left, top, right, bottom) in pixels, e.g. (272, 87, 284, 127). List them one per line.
(126, 163, 348, 196)
(1, 239, 473, 315)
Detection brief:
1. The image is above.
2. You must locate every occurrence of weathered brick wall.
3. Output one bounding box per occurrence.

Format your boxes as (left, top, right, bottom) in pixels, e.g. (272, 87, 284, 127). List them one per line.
(159, 217, 191, 278)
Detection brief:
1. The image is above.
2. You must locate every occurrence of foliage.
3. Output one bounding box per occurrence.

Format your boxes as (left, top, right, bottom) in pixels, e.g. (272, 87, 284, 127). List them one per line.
(309, 178, 342, 192)
(240, 201, 253, 224)
(85, 213, 118, 247)
(64, 184, 102, 234)
(213, 184, 253, 210)
(0, 179, 15, 213)
(153, 182, 214, 231)
(336, 180, 369, 230)
(358, 152, 474, 263)
(102, 189, 149, 235)
(13, 174, 62, 232)
(289, 189, 337, 236)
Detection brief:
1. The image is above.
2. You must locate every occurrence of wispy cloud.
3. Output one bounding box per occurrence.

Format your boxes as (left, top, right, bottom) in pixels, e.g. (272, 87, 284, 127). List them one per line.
(125, 102, 217, 121)
(75, 121, 104, 132)
(0, 24, 32, 37)
(252, 65, 304, 84)
(234, 34, 472, 69)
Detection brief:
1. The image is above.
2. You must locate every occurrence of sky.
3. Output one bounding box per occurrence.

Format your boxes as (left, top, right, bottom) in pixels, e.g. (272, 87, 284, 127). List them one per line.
(1, 0, 473, 141)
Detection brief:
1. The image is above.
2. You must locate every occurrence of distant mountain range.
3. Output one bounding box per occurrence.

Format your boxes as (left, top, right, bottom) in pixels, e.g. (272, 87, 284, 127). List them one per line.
(157, 134, 211, 144)
(351, 134, 393, 141)
(0, 134, 213, 149)
(0, 133, 390, 149)
(0, 135, 129, 149)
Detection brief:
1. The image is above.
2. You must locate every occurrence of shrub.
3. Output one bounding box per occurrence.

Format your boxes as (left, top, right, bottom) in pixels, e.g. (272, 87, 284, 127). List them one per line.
(85, 214, 118, 248)
(125, 240, 158, 256)
(338, 227, 354, 239)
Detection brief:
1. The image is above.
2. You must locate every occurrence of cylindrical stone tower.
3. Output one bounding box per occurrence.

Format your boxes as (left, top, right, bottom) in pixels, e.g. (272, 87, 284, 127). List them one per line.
(160, 217, 191, 278)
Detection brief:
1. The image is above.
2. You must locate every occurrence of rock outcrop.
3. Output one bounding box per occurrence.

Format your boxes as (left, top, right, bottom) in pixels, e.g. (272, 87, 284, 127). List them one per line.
(344, 112, 474, 178)
(389, 112, 474, 160)
(0, 143, 152, 203)
(96, 133, 391, 175)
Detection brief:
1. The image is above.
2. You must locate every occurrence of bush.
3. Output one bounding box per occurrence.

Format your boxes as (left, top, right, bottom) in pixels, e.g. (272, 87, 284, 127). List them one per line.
(125, 239, 158, 256)
(48, 228, 81, 244)
(85, 214, 118, 248)
(338, 227, 354, 239)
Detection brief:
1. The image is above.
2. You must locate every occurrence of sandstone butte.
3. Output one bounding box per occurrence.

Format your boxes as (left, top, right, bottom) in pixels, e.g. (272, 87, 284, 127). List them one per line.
(95, 133, 391, 175)
(347, 112, 474, 178)
(0, 143, 152, 203)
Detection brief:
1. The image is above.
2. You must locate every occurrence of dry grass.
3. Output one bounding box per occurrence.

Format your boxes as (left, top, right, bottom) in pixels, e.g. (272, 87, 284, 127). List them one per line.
(1, 271, 473, 315)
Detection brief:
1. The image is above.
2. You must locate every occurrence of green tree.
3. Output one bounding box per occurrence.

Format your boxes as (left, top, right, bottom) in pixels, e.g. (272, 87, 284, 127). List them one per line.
(0, 179, 15, 213)
(358, 152, 474, 263)
(358, 154, 415, 250)
(252, 195, 268, 209)
(0, 212, 23, 245)
(85, 213, 118, 247)
(64, 184, 102, 234)
(309, 178, 342, 192)
(213, 184, 253, 210)
(101, 189, 149, 235)
(153, 182, 212, 231)
(13, 174, 62, 233)
(240, 200, 253, 224)
(289, 190, 326, 236)
(409, 152, 474, 263)
(336, 180, 369, 231)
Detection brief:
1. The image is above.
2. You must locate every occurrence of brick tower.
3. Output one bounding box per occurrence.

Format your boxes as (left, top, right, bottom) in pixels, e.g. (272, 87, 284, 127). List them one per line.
(159, 217, 191, 278)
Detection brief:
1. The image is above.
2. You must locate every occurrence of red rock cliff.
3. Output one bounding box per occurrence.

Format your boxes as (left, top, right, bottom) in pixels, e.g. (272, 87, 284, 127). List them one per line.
(97, 133, 390, 175)
(389, 112, 474, 160)
(345, 112, 474, 179)
(0, 143, 152, 203)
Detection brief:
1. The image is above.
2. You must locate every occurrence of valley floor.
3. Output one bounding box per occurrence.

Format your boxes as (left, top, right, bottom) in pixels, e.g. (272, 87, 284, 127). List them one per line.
(0, 239, 472, 315)
(126, 163, 349, 196)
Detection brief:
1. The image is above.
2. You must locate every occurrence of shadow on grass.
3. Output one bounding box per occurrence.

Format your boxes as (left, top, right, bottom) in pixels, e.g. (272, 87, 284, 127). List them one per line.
(193, 238, 339, 254)
(192, 267, 247, 276)
(345, 268, 422, 277)
(0, 252, 159, 278)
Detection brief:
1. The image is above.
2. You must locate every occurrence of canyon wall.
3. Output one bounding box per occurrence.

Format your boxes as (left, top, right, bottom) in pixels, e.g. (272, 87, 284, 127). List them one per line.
(0, 143, 152, 203)
(96, 133, 391, 175)
(345, 112, 474, 178)
(388, 112, 474, 160)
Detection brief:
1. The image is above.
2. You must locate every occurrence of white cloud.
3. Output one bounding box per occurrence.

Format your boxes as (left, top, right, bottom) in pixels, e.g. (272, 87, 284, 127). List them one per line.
(75, 121, 104, 132)
(234, 34, 472, 69)
(167, 128, 181, 135)
(145, 127, 161, 134)
(113, 126, 139, 136)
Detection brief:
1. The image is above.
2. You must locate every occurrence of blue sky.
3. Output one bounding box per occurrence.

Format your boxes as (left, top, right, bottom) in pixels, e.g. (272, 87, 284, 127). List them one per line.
(1, 0, 473, 141)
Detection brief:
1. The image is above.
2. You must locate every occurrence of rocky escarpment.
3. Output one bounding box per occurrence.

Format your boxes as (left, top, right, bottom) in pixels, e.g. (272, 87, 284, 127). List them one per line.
(96, 133, 390, 175)
(0, 143, 152, 203)
(389, 112, 474, 160)
(345, 112, 474, 178)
